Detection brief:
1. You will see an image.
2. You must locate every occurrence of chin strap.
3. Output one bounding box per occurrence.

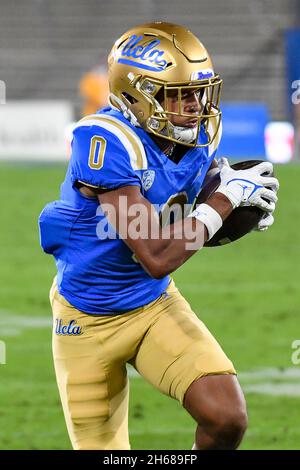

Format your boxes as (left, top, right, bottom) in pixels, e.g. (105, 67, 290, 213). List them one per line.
(108, 93, 141, 127)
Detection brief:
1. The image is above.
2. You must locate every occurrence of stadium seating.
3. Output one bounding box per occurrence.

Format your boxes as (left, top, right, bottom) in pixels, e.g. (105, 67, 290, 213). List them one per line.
(0, 0, 298, 119)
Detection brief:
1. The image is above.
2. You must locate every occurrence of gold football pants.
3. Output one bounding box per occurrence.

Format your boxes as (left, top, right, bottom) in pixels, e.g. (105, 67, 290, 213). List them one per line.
(50, 279, 235, 450)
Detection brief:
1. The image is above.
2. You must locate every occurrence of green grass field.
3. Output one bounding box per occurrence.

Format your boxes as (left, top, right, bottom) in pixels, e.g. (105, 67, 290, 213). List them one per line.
(0, 162, 299, 450)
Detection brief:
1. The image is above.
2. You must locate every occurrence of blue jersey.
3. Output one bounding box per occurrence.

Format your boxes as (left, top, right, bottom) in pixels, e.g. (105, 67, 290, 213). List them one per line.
(39, 107, 219, 315)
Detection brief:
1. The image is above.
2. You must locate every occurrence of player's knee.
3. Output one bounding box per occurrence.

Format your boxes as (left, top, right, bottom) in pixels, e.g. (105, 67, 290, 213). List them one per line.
(184, 375, 248, 449)
(207, 407, 248, 449)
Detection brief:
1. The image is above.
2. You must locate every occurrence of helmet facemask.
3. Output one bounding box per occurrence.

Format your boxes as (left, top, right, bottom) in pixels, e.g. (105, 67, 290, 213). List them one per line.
(110, 74, 222, 148)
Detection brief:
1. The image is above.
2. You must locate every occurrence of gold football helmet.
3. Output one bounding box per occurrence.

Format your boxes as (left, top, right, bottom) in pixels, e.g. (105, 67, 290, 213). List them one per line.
(108, 22, 222, 148)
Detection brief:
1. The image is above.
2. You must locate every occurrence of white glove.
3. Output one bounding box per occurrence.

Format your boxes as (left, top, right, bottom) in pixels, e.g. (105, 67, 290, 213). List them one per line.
(253, 213, 274, 232)
(216, 157, 279, 212)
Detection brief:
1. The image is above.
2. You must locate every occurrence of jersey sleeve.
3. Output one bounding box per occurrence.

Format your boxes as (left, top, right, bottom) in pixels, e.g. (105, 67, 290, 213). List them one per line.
(70, 123, 143, 190)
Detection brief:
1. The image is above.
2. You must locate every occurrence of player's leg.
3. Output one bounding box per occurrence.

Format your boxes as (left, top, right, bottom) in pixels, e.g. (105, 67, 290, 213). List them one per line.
(184, 374, 247, 450)
(50, 281, 130, 450)
(130, 280, 247, 450)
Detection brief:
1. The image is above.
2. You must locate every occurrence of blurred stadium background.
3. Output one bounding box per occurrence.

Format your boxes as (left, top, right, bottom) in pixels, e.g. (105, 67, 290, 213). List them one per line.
(0, 0, 300, 450)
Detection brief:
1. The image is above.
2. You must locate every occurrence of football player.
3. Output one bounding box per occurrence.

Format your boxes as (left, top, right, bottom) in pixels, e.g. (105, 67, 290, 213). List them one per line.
(39, 22, 279, 450)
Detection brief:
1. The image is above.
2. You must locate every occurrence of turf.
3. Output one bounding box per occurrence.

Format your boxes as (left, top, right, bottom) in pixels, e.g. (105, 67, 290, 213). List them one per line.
(0, 162, 299, 449)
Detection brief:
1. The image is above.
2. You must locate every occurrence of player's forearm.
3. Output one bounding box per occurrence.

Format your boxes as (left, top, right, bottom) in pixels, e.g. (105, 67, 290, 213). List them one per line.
(141, 193, 233, 279)
(141, 221, 210, 279)
(141, 218, 206, 278)
(97, 186, 233, 279)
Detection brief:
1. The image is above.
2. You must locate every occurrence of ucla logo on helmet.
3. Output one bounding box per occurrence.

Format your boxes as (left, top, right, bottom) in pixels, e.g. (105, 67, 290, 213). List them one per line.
(55, 319, 82, 336)
(142, 170, 155, 191)
(118, 35, 168, 72)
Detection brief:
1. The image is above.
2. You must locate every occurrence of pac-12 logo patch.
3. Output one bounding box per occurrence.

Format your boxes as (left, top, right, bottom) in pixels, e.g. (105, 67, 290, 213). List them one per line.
(55, 319, 82, 336)
(142, 170, 155, 191)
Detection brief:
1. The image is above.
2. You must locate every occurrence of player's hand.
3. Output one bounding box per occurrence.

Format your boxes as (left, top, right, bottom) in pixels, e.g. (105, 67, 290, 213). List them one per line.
(253, 213, 274, 232)
(216, 157, 279, 211)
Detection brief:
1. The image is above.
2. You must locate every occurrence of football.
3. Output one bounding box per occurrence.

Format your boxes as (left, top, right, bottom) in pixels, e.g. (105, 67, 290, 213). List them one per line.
(196, 160, 273, 247)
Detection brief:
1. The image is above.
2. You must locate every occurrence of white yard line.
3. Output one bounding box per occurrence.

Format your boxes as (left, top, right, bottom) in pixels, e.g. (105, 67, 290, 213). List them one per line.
(0, 311, 51, 336)
(243, 383, 300, 396)
(239, 367, 300, 380)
